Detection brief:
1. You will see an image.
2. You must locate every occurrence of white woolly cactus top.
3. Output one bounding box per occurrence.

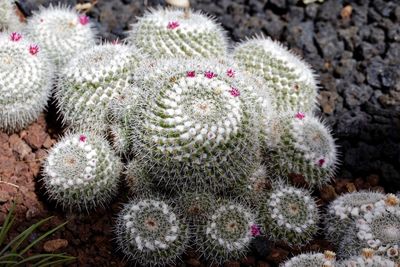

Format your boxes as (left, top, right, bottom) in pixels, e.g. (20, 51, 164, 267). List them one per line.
(128, 8, 228, 59)
(24, 5, 96, 68)
(281, 251, 336, 267)
(0, 32, 52, 133)
(338, 248, 396, 267)
(0, 0, 22, 32)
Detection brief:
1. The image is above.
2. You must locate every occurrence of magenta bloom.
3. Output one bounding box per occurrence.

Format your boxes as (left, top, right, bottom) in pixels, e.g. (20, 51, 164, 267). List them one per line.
(295, 112, 305, 120)
(79, 135, 87, 142)
(112, 39, 120, 45)
(167, 21, 180, 30)
(29, 44, 39, 55)
(204, 71, 217, 79)
(229, 87, 240, 97)
(250, 224, 261, 237)
(187, 71, 196, 77)
(79, 15, 90, 25)
(226, 68, 235, 78)
(317, 158, 325, 167)
(10, 32, 22, 42)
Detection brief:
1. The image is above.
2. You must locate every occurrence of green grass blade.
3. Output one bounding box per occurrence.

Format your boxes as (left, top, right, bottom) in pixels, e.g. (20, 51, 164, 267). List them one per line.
(31, 254, 75, 267)
(0, 252, 22, 262)
(14, 253, 75, 266)
(32, 256, 75, 267)
(0, 203, 15, 247)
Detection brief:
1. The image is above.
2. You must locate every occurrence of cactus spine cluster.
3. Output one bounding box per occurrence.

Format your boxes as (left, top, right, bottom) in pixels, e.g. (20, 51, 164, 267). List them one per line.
(338, 248, 396, 267)
(281, 250, 336, 267)
(0, 0, 22, 32)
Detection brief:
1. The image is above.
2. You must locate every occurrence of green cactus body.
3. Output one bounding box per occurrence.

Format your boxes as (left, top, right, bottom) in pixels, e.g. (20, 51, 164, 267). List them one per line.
(55, 43, 142, 132)
(127, 58, 265, 194)
(128, 8, 228, 59)
(42, 132, 122, 211)
(24, 5, 96, 69)
(264, 112, 337, 187)
(259, 184, 319, 245)
(0, 0, 22, 32)
(124, 159, 154, 196)
(281, 251, 336, 267)
(0, 32, 53, 133)
(116, 198, 189, 266)
(177, 191, 215, 225)
(233, 37, 318, 113)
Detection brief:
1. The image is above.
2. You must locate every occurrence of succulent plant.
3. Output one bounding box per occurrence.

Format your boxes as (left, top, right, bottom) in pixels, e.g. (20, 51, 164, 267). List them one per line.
(124, 159, 154, 195)
(0, 32, 53, 133)
(127, 8, 228, 59)
(42, 132, 122, 211)
(55, 43, 142, 132)
(259, 184, 320, 245)
(116, 197, 189, 266)
(236, 164, 270, 206)
(264, 112, 338, 187)
(281, 250, 336, 267)
(24, 5, 96, 69)
(233, 36, 318, 113)
(0, 0, 22, 32)
(176, 191, 215, 225)
(325, 191, 386, 244)
(338, 248, 396, 267)
(126, 58, 265, 194)
(196, 199, 258, 264)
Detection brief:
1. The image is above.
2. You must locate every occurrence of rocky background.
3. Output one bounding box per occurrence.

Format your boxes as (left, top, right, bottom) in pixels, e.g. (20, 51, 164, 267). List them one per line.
(1, 0, 399, 266)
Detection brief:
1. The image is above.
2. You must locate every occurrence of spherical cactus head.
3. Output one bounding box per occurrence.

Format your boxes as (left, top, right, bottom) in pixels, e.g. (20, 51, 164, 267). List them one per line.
(0, 0, 23, 32)
(259, 183, 320, 245)
(55, 43, 142, 132)
(128, 8, 228, 59)
(176, 191, 215, 225)
(282, 251, 336, 267)
(233, 36, 318, 113)
(24, 5, 97, 69)
(124, 159, 154, 196)
(0, 32, 53, 133)
(264, 112, 338, 187)
(42, 132, 122, 211)
(115, 197, 189, 266)
(196, 199, 257, 264)
(128, 58, 266, 194)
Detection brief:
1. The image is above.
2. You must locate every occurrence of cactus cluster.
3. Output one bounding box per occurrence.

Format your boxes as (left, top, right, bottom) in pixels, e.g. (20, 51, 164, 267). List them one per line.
(338, 248, 396, 267)
(0, 0, 22, 32)
(281, 250, 336, 267)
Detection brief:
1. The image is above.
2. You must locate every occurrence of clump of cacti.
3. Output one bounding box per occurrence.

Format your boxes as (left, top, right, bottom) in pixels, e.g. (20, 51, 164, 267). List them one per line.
(24, 5, 97, 68)
(338, 248, 396, 267)
(281, 250, 336, 267)
(0, 32, 53, 133)
(259, 184, 319, 245)
(42, 132, 122, 211)
(115, 197, 189, 266)
(233, 36, 318, 113)
(0, 0, 22, 32)
(128, 8, 228, 59)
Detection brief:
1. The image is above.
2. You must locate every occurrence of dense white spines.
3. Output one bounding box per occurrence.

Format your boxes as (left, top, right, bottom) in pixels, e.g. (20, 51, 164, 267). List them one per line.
(281, 251, 336, 267)
(128, 8, 228, 59)
(0, 0, 22, 32)
(338, 248, 396, 267)
(42, 132, 122, 211)
(0, 32, 52, 133)
(233, 37, 318, 113)
(24, 5, 96, 68)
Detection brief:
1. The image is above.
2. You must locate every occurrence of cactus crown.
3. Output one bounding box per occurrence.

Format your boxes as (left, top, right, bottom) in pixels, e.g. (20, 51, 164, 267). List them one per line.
(281, 251, 336, 267)
(338, 248, 397, 267)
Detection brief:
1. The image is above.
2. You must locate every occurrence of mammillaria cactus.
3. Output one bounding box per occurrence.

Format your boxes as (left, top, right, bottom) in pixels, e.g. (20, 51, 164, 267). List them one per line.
(0, 0, 22, 32)
(0, 32, 52, 133)
(196, 200, 258, 264)
(259, 184, 320, 245)
(116, 197, 189, 266)
(55, 43, 142, 132)
(42, 132, 122, 211)
(24, 5, 96, 68)
(233, 36, 318, 113)
(325, 191, 386, 244)
(126, 58, 265, 194)
(124, 159, 154, 195)
(281, 250, 336, 267)
(264, 112, 337, 187)
(177, 191, 215, 224)
(128, 8, 228, 59)
(338, 248, 396, 267)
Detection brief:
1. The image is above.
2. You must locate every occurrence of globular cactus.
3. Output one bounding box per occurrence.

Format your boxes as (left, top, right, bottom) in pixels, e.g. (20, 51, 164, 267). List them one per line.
(0, 0, 22, 32)
(237, 164, 270, 206)
(176, 191, 215, 225)
(24, 5, 96, 68)
(259, 184, 320, 245)
(42, 132, 122, 211)
(55, 43, 142, 132)
(233, 36, 318, 113)
(264, 112, 337, 187)
(0, 32, 52, 133)
(338, 248, 396, 267)
(116, 197, 189, 266)
(196, 200, 258, 264)
(281, 250, 336, 267)
(338, 194, 400, 260)
(124, 159, 154, 195)
(126, 58, 265, 194)
(127, 8, 228, 59)
(324, 191, 386, 244)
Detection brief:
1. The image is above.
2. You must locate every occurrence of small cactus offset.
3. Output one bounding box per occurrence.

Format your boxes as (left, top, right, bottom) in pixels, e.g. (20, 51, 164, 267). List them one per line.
(42, 132, 122, 211)
(128, 8, 228, 59)
(0, 0, 22, 32)
(338, 248, 396, 267)
(24, 5, 97, 68)
(176, 191, 215, 225)
(124, 159, 154, 195)
(264, 112, 338, 187)
(259, 184, 320, 245)
(115, 197, 189, 266)
(55, 43, 142, 132)
(0, 32, 53, 133)
(281, 250, 336, 267)
(233, 36, 318, 113)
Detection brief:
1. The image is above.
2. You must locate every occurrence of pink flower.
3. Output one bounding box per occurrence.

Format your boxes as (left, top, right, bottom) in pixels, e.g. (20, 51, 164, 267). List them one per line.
(250, 224, 261, 237)
(29, 44, 39, 55)
(79, 135, 87, 142)
(79, 15, 89, 25)
(295, 112, 305, 120)
(204, 71, 217, 79)
(229, 87, 240, 97)
(317, 158, 325, 167)
(10, 32, 22, 42)
(187, 71, 196, 77)
(167, 21, 179, 30)
(226, 68, 235, 78)
(112, 39, 120, 45)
